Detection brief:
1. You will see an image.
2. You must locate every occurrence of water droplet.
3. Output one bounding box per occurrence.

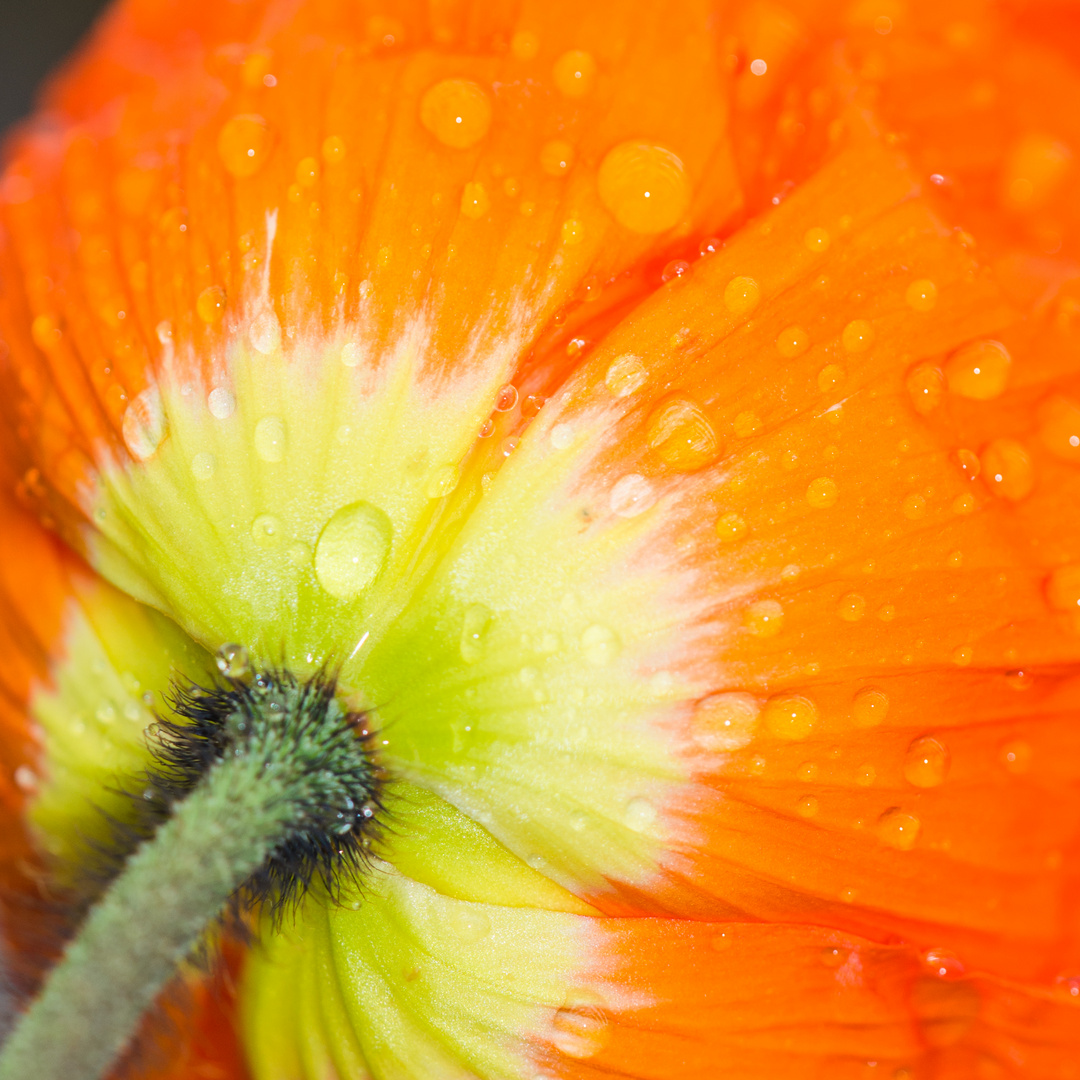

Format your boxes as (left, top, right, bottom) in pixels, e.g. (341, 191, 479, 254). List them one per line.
(922, 948, 964, 979)
(609, 474, 655, 518)
(540, 139, 575, 177)
(744, 599, 784, 637)
(624, 796, 657, 832)
(1004, 669, 1034, 691)
(842, 319, 874, 353)
(550, 991, 610, 1059)
(852, 687, 889, 728)
(420, 79, 492, 149)
(821, 946, 847, 968)
(500, 436, 519, 458)
(645, 393, 720, 471)
(715, 511, 747, 543)
(906, 362, 944, 414)
(207, 387, 235, 420)
(692, 692, 759, 751)
(855, 763, 877, 786)
(460, 180, 490, 219)
(1000, 738, 1033, 774)
(605, 354, 647, 397)
(580, 624, 619, 666)
(777, 325, 809, 357)
(494, 384, 518, 412)
(322, 134, 346, 164)
(156, 320, 173, 345)
(733, 411, 761, 438)
(477, 419, 495, 439)
(14, 764, 37, 792)
(122, 387, 167, 461)
(945, 339, 1011, 399)
(1037, 394, 1080, 463)
(905, 279, 938, 312)
(596, 141, 690, 234)
(550, 424, 574, 450)
(251, 513, 284, 549)
(762, 694, 817, 740)
(216, 643, 250, 678)
(1046, 563, 1080, 624)
(723, 275, 760, 316)
(817, 364, 845, 393)
(250, 307, 282, 355)
(314, 502, 393, 601)
(457, 603, 492, 665)
(196, 284, 227, 324)
(185, 452, 213, 483)
(96, 703, 116, 725)
(837, 593, 866, 622)
(341, 342, 362, 368)
(427, 464, 461, 498)
(796, 795, 819, 818)
(561, 218, 584, 245)
(804, 226, 830, 252)
(981, 438, 1034, 500)
(253, 416, 286, 463)
(877, 807, 920, 851)
(806, 476, 839, 508)
(552, 50, 597, 99)
(217, 114, 274, 178)
(904, 736, 950, 788)
(511, 30, 540, 60)
(445, 904, 491, 943)
(902, 493, 927, 520)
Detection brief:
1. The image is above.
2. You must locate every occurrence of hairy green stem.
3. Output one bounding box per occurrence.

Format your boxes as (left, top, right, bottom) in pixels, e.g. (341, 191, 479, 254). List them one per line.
(0, 674, 376, 1080)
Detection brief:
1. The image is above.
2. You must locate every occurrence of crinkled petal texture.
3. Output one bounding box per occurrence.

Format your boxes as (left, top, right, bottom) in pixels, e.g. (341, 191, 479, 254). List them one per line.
(1, 1, 1080, 1079)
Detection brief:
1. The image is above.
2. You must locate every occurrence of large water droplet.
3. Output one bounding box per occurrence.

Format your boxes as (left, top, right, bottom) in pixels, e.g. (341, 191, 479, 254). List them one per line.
(459, 603, 492, 664)
(550, 991, 610, 1059)
(806, 477, 839, 508)
(254, 416, 286, 463)
(122, 387, 167, 461)
(217, 114, 274, 178)
(216, 642, 251, 678)
(609, 474, 655, 518)
(903, 736, 950, 788)
(945, 339, 1011, 399)
(596, 141, 690, 234)
(314, 502, 392, 601)
(692, 692, 759, 750)
(581, 624, 619, 666)
(645, 393, 721, 471)
(419, 79, 492, 149)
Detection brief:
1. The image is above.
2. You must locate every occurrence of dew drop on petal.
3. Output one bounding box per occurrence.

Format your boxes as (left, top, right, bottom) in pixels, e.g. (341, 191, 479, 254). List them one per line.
(122, 387, 167, 461)
(744, 599, 784, 637)
(804, 226, 830, 252)
(906, 362, 945, 415)
(724, 276, 760, 316)
(905, 279, 938, 312)
(806, 476, 839, 508)
(877, 807, 921, 851)
(217, 114, 274, 178)
(1037, 394, 1080, 463)
(692, 692, 759, 751)
(777, 325, 809, 357)
(550, 424, 574, 449)
(902, 493, 926, 520)
(609, 474, 655, 518)
(596, 141, 691, 234)
(510, 30, 540, 60)
(253, 416, 286, 463)
(494, 384, 519, 412)
(581, 624, 619, 666)
(196, 285, 227, 324)
(314, 502, 393, 601)
(445, 904, 492, 943)
(426, 464, 460, 498)
(216, 642, 250, 678)
(251, 513, 284, 549)
(817, 364, 845, 392)
(460, 181, 490, 219)
(715, 511, 747, 543)
(733, 411, 761, 437)
(552, 50, 597, 99)
(796, 795, 819, 818)
(207, 387, 235, 420)
(605, 354, 647, 397)
(852, 687, 889, 728)
(550, 991, 610, 1059)
(837, 593, 866, 621)
(1000, 738, 1033, 774)
(981, 438, 1034, 500)
(190, 452, 215, 481)
(250, 308, 282, 355)
(341, 342, 362, 368)
(904, 736, 950, 788)
(419, 79, 492, 149)
(624, 796, 657, 832)
(645, 393, 720, 471)
(459, 602, 492, 664)
(945, 339, 1011, 399)
(763, 694, 817, 740)
(842, 319, 875, 353)
(540, 140, 575, 176)
(922, 948, 964, 979)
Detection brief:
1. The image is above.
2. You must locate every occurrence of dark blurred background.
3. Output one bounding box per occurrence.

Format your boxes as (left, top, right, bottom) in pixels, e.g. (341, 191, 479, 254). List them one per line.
(0, 0, 112, 134)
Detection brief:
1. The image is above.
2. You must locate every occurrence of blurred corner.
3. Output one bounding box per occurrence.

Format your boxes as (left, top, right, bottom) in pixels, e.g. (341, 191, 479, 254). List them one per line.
(0, 0, 112, 135)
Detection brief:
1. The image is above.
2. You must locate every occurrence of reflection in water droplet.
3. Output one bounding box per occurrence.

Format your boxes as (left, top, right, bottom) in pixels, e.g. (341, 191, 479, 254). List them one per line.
(624, 796, 657, 832)
(645, 394, 721, 471)
(460, 603, 492, 664)
(254, 416, 286, 463)
(817, 364, 845, 393)
(495, 384, 519, 412)
(581, 624, 619, 666)
(216, 643, 251, 678)
(196, 285, 227, 324)
(251, 513, 284, 549)
(945, 339, 1011, 400)
(692, 692, 759, 751)
(596, 141, 690, 234)
(420, 79, 492, 149)
(877, 807, 921, 851)
(208, 387, 235, 420)
(460, 181, 490, 220)
(852, 687, 889, 728)
(605, 354, 647, 397)
(314, 502, 393, 601)
(610, 474, 655, 518)
(904, 736, 950, 787)
(762, 694, 817, 740)
(122, 387, 167, 461)
(550, 991, 610, 1059)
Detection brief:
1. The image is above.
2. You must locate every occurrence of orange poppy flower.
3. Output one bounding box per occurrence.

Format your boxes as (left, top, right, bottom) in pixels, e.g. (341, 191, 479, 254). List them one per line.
(0, 0, 1078, 1078)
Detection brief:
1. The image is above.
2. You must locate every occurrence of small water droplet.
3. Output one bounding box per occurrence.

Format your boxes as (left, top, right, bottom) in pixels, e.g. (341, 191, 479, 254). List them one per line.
(1037, 394, 1080, 463)
(217, 114, 274, 178)
(540, 139, 575, 177)
(762, 694, 817, 740)
(817, 364, 845, 393)
(249, 308, 282, 355)
(605, 354, 648, 397)
(906, 362, 944, 414)
(549, 423, 574, 450)
(460, 180, 490, 219)
(981, 438, 1034, 500)
(427, 464, 461, 498)
(645, 393, 721, 471)
(14, 765, 37, 792)
(216, 643, 250, 678)
(420, 79, 492, 149)
(904, 736, 950, 787)
(253, 416, 286, 463)
(494, 384, 518, 412)
(196, 285, 227, 324)
(804, 226, 830, 252)
(806, 477, 839, 508)
(314, 502, 393, 601)
(852, 687, 889, 728)
(156, 320, 173, 345)
(190, 452, 215, 481)
(609, 474, 655, 518)
(905, 279, 938, 312)
(511, 30, 540, 60)
(796, 794, 819, 818)
(723, 275, 760, 316)
(552, 50, 597, 99)
(207, 387, 235, 420)
(500, 436, 519, 458)
(624, 796, 657, 832)
(550, 991, 610, 1059)
(902, 493, 927, 520)
(122, 387, 167, 461)
(596, 140, 690, 234)
(460, 603, 492, 664)
(744, 599, 784, 637)
(776, 324, 809, 357)
(921, 948, 964, 979)
(322, 135, 346, 164)
(251, 513, 284, 549)
(445, 904, 492, 943)
(715, 511, 747, 542)
(837, 593, 866, 622)
(821, 946, 847, 968)
(877, 807, 921, 851)
(692, 692, 759, 751)
(945, 339, 1011, 399)
(580, 624, 619, 666)
(999, 738, 1032, 774)
(842, 319, 874, 353)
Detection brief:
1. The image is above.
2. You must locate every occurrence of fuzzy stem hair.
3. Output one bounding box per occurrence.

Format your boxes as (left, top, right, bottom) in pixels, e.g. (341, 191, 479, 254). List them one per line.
(0, 670, 379, 1080)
